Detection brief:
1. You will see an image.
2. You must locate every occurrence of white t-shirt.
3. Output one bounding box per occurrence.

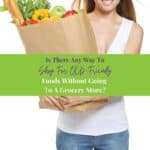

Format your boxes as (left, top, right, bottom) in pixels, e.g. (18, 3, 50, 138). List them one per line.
(57, 17, 133, 136)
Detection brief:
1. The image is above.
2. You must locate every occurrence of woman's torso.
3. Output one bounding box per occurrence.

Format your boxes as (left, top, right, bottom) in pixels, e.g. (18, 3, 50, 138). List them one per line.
(57, 17, 133, 136)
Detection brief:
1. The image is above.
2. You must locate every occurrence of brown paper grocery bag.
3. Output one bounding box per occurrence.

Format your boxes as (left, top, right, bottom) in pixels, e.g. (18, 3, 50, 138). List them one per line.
(17, 9, 109, 112)
(17, 10, 97, 54)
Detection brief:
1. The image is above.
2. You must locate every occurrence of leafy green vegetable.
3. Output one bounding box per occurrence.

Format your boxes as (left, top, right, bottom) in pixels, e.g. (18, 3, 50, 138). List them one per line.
(17, 0, 51, 20)
(0, 5, 8, 12)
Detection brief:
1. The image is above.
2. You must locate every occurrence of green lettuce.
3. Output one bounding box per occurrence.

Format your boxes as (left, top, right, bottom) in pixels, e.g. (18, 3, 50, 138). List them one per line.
(17, 0, 51, 20)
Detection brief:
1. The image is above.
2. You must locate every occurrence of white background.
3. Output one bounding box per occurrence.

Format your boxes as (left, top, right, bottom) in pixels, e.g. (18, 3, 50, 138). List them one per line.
(0, 0, 150, 150)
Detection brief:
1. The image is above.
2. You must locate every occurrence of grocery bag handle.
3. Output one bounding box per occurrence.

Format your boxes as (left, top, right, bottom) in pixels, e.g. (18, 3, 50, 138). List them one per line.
(72, 0, 86, 12)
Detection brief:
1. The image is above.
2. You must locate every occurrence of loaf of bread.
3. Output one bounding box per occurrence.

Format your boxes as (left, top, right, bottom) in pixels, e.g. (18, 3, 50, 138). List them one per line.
(3, 0, 24, 25)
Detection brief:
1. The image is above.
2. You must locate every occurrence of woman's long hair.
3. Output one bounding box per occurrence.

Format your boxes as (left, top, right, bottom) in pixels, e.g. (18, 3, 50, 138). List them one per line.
(72, 0, 136, 22)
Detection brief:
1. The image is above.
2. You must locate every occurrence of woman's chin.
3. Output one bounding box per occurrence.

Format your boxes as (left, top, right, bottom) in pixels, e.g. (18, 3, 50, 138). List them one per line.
(97, 0, 119, 13)
(98, 6, 115, 14)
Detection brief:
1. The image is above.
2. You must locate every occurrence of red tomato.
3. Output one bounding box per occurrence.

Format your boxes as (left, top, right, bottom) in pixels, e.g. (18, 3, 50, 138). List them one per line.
(63, 10, 78, 17)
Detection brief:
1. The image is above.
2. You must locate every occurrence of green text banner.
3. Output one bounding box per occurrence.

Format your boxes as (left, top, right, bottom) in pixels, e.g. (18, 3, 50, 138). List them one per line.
(0, 54, 149, 96)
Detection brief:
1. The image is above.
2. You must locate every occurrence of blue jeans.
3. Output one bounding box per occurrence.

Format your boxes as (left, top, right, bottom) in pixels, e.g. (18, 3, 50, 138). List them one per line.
(56, 128, 129, 150)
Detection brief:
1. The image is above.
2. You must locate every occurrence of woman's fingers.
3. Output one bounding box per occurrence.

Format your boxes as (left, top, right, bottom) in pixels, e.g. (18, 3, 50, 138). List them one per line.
(58, 96, 71, 104)
(44, 96, 55, 106)
(47, 96, 64, 111)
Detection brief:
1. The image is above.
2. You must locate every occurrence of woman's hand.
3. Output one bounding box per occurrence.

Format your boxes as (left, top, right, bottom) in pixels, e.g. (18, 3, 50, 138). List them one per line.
(39, 96, 66, 111)
(39, 96, 110, 111)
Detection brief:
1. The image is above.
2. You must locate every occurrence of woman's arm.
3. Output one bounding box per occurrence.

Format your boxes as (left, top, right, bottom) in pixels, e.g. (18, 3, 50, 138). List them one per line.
(124, 23, 144, 54)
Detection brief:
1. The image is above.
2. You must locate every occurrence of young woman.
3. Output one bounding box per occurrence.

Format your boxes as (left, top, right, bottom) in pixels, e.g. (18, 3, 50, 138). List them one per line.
(42, 0, 143, 150)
